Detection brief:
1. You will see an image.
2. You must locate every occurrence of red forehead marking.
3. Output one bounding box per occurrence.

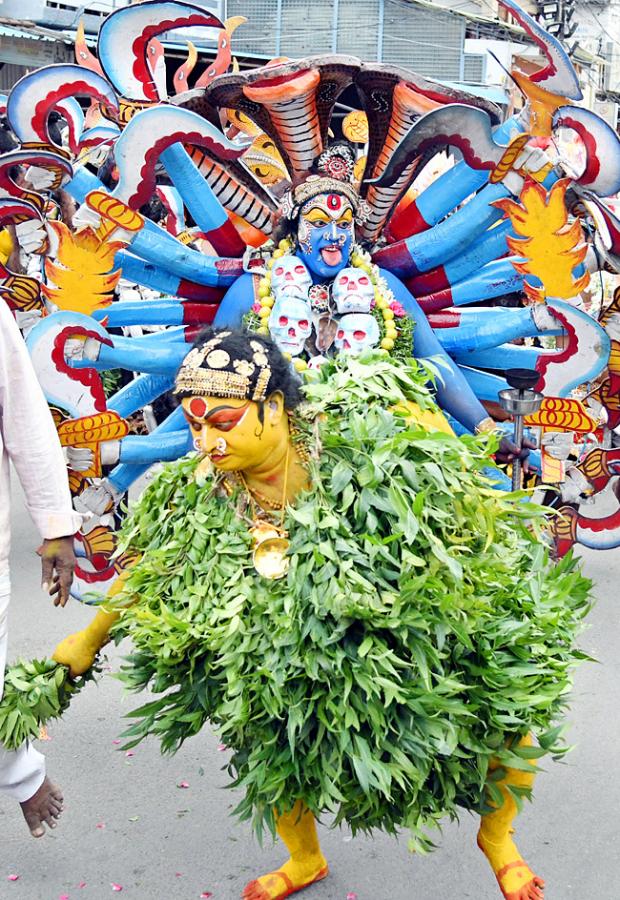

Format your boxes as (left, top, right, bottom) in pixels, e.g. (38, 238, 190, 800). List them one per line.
(327, 194, 342, 210)
(188, 397, 208, 418)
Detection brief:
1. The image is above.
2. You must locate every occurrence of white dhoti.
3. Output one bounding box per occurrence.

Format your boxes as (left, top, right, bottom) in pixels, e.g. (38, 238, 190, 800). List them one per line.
(0, 573, 45, 802)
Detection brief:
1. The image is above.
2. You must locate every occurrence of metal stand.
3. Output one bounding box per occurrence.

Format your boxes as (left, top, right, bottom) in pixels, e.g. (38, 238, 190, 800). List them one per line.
(498, 368, 544, 491)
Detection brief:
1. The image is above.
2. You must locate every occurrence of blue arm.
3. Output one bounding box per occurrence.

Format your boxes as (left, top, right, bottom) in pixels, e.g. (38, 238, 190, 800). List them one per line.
(108, 406, 191, 494)
(118, 429, 191, 465)
(108, 373, 174, 418)
(381, 268, 489, 432)
(213, 273, 255, 328)
(71, 335, 188, 376)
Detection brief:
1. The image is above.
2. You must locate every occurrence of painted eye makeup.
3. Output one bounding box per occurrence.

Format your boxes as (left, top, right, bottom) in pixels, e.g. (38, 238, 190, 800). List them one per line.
(183, 402, 249, 433)
(206, 404, 250, 432)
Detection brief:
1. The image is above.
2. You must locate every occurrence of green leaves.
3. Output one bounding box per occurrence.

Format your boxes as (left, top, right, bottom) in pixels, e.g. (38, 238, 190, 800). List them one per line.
(0, 659, 98, 750)
(109, 352, 592, 849)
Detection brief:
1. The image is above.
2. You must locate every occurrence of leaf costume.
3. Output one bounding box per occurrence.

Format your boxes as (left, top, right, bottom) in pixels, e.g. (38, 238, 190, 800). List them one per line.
(112, 353, 591, 848)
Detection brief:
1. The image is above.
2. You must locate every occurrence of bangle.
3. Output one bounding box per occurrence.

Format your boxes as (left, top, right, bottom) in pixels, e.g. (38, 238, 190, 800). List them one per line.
(475, 416, 500, 435)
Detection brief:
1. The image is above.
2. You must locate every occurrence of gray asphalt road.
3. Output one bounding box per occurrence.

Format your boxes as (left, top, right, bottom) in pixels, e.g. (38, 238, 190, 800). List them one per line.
(1, 483, 618, 900)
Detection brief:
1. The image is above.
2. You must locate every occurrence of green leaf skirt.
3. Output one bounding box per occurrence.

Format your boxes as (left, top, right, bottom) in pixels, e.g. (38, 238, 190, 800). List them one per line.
(112, 353, 592, 847)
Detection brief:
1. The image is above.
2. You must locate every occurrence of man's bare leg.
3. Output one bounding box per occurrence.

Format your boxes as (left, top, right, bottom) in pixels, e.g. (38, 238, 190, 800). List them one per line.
(243, 800, 328, 900)
(477, 734, 545, 900)
(20, 776, 63, 838)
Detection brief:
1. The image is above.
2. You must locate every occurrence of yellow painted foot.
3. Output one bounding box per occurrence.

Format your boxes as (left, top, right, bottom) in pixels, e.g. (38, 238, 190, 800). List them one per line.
(52, 608, 120, 676)
(242, 859, 328, 900)
(478, 832, 545, 900)
(52, 631, 100, 677)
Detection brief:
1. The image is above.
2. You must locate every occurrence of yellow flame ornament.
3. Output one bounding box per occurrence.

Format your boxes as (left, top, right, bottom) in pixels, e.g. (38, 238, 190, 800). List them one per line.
(494, 178, 589, 303)
(42, 222, 124, 315)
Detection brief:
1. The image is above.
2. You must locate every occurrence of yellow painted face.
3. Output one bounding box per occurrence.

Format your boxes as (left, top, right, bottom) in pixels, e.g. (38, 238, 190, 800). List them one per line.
(182, 393, 284, 472)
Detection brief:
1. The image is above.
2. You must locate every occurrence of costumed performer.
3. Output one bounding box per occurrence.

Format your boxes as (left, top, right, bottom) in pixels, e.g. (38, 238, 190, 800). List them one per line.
(54, 328, 589, 900)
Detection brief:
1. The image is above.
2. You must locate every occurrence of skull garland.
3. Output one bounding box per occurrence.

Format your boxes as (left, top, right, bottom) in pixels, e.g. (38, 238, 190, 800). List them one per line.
(268, 296, 313, 356)
(332, 267, 375, 314)
(335, 313, 381, 354)
(270, 255, 312, 301)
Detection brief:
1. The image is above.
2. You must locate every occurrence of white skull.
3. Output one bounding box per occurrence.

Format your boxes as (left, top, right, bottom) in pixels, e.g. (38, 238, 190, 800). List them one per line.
(270, 255, 312, 300)
(268, 296, 312, 356)
(332, 267, 374, 314)
(334, 313, 380, 354)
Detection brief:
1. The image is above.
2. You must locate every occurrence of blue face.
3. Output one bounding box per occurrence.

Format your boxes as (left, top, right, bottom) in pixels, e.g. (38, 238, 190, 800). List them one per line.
(296, 193, 355, 280)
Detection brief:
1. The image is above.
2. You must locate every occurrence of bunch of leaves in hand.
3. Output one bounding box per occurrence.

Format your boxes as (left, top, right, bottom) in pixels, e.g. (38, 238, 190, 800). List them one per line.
(112, 352, 592, 849)
(0, 658, 98, 750)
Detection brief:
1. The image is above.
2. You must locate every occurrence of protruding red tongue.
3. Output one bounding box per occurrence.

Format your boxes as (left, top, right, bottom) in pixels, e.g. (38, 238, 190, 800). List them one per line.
(321, 247, 342, 267)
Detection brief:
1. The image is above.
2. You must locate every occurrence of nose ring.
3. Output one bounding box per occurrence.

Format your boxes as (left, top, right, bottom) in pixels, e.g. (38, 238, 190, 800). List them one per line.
(215, 437, 227, 454)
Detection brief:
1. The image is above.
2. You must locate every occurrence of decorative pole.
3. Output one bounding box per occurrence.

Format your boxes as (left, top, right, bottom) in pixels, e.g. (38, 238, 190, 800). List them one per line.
(499, 368, 543, 490)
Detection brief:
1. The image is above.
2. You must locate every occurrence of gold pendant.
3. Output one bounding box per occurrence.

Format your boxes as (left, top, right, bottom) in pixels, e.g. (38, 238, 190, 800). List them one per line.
(250, 523, 290, 580)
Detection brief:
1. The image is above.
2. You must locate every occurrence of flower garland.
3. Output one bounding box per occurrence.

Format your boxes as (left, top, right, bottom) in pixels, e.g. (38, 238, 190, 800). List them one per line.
(244, 241, 414, 369)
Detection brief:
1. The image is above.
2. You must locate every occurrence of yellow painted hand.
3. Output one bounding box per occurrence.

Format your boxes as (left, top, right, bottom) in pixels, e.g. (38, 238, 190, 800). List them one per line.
(52, 608, 119, 677)
(393, 399, 455, 436)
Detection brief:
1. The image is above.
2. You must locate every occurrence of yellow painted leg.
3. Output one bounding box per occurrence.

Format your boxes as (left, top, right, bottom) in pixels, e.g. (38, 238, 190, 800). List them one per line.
(51, 569, 131, 676)
(242, 800, 329, 900)
(477, 734, 545, 900)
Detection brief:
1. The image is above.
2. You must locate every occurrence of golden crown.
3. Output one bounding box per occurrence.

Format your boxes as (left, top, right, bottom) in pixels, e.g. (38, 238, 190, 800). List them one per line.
(174, 334, 272, 402)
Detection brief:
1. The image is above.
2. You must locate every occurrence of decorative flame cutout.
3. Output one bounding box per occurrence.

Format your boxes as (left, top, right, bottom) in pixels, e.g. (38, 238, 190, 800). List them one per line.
(495, 178, 589, 302)
(42, 222, 123, 315)
(174, 41, 198, 94)
(194, 16, 247, 89)
(75, 20, 105, 77)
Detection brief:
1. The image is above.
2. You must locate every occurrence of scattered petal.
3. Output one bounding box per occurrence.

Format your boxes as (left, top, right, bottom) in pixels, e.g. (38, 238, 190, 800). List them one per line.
(217, 743, 227, 752)
(128, 816, 139, 823)
(7, 874, 19, 882)
(111, 884, 123, 893)
(78, 883, 87, 889)
(125, 751, 135, 758)
(177, 781, 189, 789)
(59, 894, 70, 899)
(96, 822, 106, 829)
(346, 894, 358, 900)
(39, 725, 52, 741)
(175, 872, 183, 877)
(112, 740, 121, 746)
(200, 893, 213, 898)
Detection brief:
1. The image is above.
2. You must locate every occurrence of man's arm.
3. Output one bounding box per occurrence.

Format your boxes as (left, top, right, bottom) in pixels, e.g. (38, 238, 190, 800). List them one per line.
(0, 301, 80, 604)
